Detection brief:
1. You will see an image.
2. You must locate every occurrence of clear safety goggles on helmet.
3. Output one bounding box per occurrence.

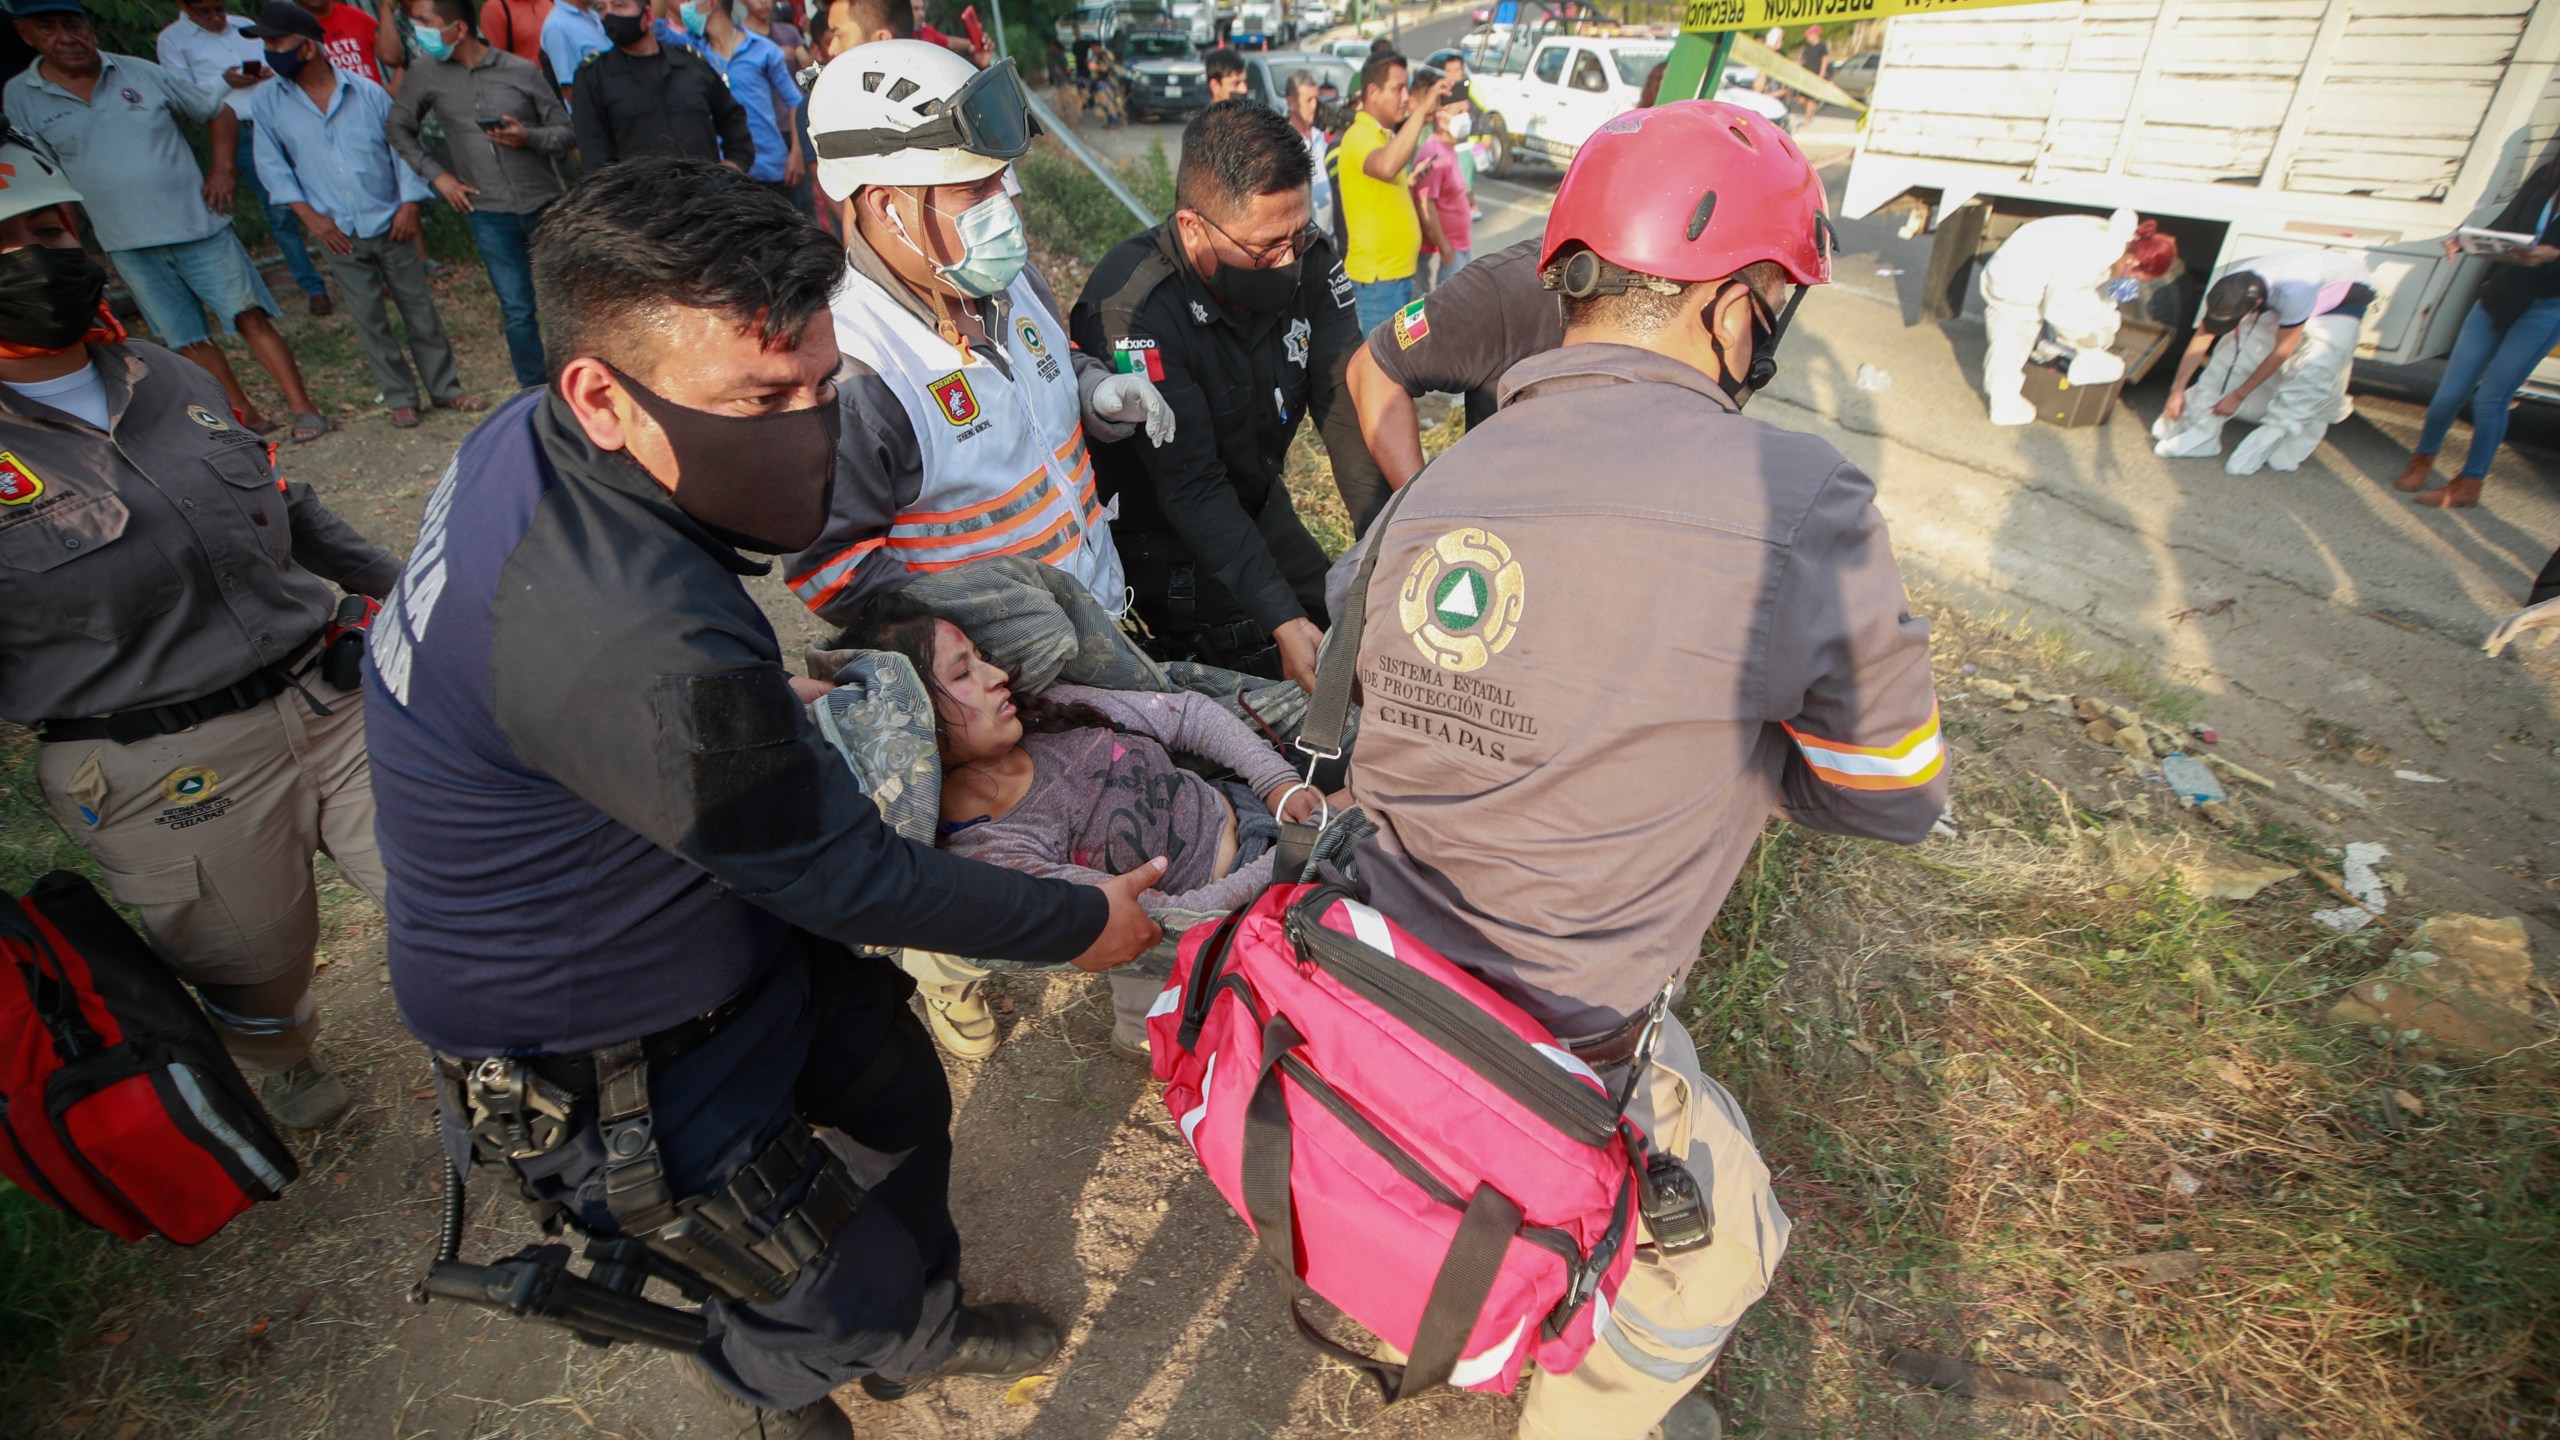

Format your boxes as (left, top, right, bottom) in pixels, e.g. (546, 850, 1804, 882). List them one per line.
(813, 57, 1041, 164)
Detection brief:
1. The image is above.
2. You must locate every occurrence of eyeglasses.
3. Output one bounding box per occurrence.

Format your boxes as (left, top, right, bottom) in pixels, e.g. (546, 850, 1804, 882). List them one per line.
(1189, 209, 1320, 269)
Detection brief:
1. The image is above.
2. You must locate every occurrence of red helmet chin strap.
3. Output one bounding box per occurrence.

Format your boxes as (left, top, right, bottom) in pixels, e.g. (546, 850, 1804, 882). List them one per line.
(0, 300, 124, 360)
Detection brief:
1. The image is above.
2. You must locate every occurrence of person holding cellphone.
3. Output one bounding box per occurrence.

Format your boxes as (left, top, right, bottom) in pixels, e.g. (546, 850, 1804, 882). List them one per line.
(387, 0, 571, 390)
(157, 0, 333, 313)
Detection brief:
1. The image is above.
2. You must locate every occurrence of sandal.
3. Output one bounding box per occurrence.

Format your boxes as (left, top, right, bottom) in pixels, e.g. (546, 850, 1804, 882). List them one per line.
(289, 412, 331, 443)
(390, 406, 422, 429)
(242, 413, 283, 438)
(438, 394, 488, 413)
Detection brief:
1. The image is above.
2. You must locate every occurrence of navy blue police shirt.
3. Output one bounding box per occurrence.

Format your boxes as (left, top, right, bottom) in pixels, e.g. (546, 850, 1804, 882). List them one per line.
(365, 389, 1107, 1057)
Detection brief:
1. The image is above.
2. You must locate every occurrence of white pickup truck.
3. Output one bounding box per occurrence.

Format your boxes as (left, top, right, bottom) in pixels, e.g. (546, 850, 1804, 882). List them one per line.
(1468, 31, 1788, 178)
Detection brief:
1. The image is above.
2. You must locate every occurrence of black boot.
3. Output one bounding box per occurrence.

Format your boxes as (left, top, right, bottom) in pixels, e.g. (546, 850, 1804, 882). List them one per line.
(680, 1356, 852, 1439)
(859, 1303, 1062, 1401)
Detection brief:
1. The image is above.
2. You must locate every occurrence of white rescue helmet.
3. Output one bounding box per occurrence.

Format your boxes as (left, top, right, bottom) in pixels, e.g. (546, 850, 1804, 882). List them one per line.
(0, 125, 85, 225)
(809, 40, 1039, 199)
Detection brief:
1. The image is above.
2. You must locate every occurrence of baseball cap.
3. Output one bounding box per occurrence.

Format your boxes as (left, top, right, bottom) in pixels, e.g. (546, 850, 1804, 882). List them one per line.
(242, 1, 325, 44)
(4, 0, 90, 18)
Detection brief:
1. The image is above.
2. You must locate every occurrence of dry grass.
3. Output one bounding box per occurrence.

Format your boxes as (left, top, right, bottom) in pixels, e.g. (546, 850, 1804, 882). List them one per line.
(1690, 734, 2557, 1439)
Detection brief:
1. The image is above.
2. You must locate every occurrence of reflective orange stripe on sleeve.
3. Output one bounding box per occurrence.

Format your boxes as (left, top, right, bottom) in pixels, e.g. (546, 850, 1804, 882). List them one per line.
(787, 536, 889, 610)
(1782, 704, 1944, 792)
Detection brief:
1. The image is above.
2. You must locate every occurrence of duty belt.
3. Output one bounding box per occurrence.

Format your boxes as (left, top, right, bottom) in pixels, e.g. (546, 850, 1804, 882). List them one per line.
(38, 626, 332, 746)
(434, 987, 865, 1306)
(1563, 1008, 1651, 1068)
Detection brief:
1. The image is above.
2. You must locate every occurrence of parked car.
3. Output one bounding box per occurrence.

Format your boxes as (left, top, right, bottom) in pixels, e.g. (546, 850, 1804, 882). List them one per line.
(1296, 1, 1333, 30)
(1470, 33, 1787, 177)
(1116, 26, 1209, 120)
(1322, 36, 1370, 63)
(1238, 48, 1356, 113)
(1829, 49, 1879, 101)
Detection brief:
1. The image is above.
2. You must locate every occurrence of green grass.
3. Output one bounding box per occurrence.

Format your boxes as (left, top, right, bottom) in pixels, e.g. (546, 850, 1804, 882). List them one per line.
(1016, 138, 1177, 266)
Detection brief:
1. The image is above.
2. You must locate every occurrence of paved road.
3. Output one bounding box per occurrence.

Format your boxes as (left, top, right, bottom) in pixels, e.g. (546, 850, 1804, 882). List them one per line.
(1053, 53, 2560, 929)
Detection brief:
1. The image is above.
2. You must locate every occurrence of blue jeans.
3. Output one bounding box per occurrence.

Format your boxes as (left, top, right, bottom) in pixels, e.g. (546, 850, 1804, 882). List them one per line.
(2419, 295, 2560, 478)
(234, 122, 327, 300)
(467, 207, 549, 390)
(1352, 275, 1415, 337)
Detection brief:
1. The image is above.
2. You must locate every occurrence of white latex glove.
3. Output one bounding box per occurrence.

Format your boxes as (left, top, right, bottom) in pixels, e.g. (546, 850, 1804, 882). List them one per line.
(2483, 596, 2560, 657)
(1080, 368, 1176, 447)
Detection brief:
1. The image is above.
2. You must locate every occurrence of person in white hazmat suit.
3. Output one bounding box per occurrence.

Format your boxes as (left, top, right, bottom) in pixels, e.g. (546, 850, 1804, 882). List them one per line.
(1979, 208, 2145, 426)
(2151, 248, 2371, 475)
(791, 40, 1177, 1059)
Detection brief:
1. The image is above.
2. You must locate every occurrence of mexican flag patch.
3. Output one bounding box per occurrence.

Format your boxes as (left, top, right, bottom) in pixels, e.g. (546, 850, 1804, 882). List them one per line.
(1392, 298, 1430, 349)
(1112, 337, 1164, 381)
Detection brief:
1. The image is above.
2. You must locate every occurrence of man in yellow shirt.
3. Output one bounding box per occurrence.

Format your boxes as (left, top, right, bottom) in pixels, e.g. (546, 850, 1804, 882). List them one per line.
(1334, 50, 1448, 333)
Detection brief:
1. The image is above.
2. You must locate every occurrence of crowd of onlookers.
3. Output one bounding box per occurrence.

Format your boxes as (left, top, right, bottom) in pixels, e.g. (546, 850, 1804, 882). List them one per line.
(1, 0, 941, 436)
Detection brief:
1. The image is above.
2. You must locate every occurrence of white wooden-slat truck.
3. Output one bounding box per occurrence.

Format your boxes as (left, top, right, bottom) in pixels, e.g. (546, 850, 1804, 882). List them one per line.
(1838, 0, 2560, 394)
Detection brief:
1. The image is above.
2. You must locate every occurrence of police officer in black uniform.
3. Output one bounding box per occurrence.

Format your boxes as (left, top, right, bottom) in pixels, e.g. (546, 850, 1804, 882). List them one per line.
(1070, 98, 1385, 693)
(363, 160, 1164, 1439)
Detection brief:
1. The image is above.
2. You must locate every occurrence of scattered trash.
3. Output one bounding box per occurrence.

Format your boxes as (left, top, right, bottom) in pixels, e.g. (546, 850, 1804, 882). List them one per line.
(1888, 1350, 2071, 1406)
(2159, 754, 2228, 807)
(2393, 769, 2447, 784)
(2164, 1163, 2205, 1196)
(1855, 363, 1893, 391)
(2326, 913, 2540, 1057)
(2292, 769, 2371, 811)
(1876, 265, 1905, 276)
(2110, 1250, 2209, 1284)
(2188, 722, 2218, 744)
(1004, 1374, 1053, 1407)
(2311, 841, 2390, 931)
(2206, 755, 2274, 791)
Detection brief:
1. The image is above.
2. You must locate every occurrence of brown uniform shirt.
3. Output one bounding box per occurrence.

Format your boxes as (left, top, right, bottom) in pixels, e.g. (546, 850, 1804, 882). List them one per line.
(1345, 344, 1946, 1039)
(0, 342, 400, 724)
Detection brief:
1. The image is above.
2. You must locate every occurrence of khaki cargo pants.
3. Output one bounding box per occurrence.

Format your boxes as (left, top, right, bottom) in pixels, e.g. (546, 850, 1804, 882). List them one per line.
(901, 950, 1162, 1038)
(1517, 1022, 1792, 1440)
(34, 681, 386, 1075)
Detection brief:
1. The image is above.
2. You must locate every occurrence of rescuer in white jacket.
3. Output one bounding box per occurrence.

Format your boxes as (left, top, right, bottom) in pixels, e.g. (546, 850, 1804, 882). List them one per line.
(786, 40, 1173, 623)
(1979, 208, 2144, 427)
(2152, 248, 2371, 475)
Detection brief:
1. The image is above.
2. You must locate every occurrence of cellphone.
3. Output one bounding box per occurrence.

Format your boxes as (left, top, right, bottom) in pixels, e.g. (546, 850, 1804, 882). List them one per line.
(241, 59, 267, 77)
(475, 116, 508, 131)
(960, 4, 988, 53)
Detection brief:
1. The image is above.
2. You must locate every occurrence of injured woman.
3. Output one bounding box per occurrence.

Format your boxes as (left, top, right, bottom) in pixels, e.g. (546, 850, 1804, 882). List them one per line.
(826, 592, 1325, 1057)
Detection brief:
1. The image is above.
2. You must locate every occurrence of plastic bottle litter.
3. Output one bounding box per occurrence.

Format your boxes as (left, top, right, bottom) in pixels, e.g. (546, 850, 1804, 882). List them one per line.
(1854, 364, 1893, 392)
(2159, 753, 2227, 807)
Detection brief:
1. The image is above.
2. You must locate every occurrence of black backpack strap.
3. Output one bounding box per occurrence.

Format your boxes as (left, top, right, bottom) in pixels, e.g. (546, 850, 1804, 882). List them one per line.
(1094, 238, 1181, 344)
(1273, 476, 1425, 879)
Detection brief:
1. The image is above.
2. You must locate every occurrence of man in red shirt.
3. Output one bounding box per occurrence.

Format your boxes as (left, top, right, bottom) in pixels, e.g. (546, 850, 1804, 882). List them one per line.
(304, 0, 383, 82)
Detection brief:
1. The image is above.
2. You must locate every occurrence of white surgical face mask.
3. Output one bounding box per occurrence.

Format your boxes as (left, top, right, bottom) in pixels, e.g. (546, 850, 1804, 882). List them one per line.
(887, 186, 1029, 300)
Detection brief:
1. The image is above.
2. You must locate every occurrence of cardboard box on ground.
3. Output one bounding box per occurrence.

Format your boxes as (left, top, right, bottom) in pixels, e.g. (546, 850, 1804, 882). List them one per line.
(2023, 318, 2175, 429)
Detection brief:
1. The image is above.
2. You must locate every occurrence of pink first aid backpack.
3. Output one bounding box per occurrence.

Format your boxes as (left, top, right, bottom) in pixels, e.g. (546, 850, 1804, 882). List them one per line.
(1149, 880, 1642, 1400)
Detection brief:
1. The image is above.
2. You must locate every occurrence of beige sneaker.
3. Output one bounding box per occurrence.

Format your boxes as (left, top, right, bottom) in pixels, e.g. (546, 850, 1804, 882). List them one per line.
(921, 988, 1000, 1059)
(256, 1058, 353, 1130)
(1110, 1020, 1150, 1064)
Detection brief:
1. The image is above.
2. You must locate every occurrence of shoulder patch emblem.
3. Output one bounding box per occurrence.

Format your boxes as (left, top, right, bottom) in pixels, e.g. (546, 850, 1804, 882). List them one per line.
(1328, 266, 1355, 310)
(1392, 297, 1430, 349)
(1285, 316, 1310, 368)
(929, 371, 980, 425)
(1111, 336, 1165, 381)
(1399, 527, 1525, 674)
(0, 451, 43, 504)
(186, 403, 228, 430)
(1189, 299, 1211, 325)
(1015, 316, 1047, 357)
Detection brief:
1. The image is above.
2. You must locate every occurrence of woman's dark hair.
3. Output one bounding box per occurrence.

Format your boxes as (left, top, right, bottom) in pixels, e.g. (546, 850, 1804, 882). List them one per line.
(832, 591, 1114, 742)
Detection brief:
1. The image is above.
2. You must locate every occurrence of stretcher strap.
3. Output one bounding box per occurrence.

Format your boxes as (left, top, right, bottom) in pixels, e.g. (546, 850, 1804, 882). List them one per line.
(1240, 1012, 1522, 1404)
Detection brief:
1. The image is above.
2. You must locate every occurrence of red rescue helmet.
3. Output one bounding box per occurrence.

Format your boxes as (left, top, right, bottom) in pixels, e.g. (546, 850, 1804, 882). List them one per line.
(1539, 100, 1832, 291)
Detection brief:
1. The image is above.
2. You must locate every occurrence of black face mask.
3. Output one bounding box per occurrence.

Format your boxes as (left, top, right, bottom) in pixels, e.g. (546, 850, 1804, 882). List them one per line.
(1212, 255, 1301, 313)
(0, 244, 109, 352)
(602, 11, 649, 46)
(264, 45, 310, 80)
(606, 365, 840, 554)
